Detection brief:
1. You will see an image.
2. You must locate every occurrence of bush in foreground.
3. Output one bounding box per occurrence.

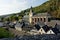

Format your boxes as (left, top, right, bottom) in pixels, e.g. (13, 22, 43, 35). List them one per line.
(0, 27, 14, 38)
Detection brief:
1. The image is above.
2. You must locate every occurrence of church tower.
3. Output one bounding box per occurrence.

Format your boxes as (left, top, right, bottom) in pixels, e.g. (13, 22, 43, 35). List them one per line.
(29, 6, 33, 24)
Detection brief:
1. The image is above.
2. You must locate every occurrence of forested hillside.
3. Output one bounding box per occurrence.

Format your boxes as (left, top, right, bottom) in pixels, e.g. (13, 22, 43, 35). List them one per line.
(20, 0, 60, 18)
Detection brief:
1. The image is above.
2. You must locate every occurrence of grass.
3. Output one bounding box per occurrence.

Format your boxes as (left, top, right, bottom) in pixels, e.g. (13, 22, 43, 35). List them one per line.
(0, 27, 14, 38)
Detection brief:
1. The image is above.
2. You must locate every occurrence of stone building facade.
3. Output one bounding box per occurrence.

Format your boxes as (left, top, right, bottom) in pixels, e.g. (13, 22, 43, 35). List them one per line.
(29, 7, 51, 24)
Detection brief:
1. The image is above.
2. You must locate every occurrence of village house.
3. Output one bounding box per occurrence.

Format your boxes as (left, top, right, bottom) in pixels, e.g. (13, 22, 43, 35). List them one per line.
(15, 7, 60, 35)
(15, 22, 22, 31)
(46, 29, 55, 34)
(38, 27, 46, 34)
(0, 21, 4, 27)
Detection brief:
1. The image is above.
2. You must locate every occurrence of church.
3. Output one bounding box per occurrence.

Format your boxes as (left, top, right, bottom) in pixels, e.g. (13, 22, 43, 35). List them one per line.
(23, 7, 51, 25)
(15, 7, 60, 35)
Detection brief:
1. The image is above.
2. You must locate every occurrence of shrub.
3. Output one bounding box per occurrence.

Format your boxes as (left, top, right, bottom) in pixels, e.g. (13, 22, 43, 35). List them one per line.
(0, 27, 14, 38)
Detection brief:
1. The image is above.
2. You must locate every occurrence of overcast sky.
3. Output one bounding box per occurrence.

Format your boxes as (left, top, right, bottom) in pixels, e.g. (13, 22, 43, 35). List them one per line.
(0, 0, 47, 15)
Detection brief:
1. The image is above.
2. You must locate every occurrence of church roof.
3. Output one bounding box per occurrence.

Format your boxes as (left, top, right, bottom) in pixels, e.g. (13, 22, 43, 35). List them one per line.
(46, 22, 56, 27)
(15, 23, 23, 27)
(23, 15, 29, 18)
(33, 13, 51, 17)
(23, 15, 29, 21)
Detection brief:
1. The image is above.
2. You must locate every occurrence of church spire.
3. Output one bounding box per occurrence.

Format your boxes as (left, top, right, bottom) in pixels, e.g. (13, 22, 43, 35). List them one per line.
(30, 6, 33, 13)
(29, 6, 33, 24)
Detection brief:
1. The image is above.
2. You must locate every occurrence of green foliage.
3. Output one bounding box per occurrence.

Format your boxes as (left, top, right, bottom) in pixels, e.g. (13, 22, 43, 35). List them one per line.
(19, 0, 60, 18)
(0, 28, 14, 38)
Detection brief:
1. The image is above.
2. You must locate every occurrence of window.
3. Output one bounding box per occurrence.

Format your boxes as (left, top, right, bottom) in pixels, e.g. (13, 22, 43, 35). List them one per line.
(35, 18, 36, 22)
(41, 29, 42, 31)
(44, 18, 46, 22)
(38, 18, 39, 22)
(41, 18, 42, 21)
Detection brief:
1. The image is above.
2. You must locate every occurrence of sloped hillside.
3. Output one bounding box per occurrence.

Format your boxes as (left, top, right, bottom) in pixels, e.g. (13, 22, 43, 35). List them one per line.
(20, 0, 60, 18)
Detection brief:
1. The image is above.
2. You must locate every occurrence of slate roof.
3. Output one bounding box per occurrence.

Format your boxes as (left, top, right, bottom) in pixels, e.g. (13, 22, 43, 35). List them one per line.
(33, 13, 51, 17)
(55, 24, 60, 32)
(21, 21, 31, 28)
(42, 25, 50, 32)
(36, 21, 45, 27)
(52, 27, 59, 34)
(23, 15, 29, 19)
(23, 15, 29, 21)
(46, 22, 56, 27)
(34, 21, 46, 30)
(0, 22, 4, 27)
(42, 25, 59, 34)
(34, 22, 59, 34)
(15, 23, 23, 27)
(34, 24, 41, 30)
(9, 22, 15, 26)
(51, 20, 60, 25)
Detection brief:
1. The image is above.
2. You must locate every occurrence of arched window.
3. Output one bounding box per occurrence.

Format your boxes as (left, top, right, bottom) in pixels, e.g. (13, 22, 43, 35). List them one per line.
(41, 18, 42, 21)
(44, 18, 46, 22)
(35, 18, 36, 22)
(38, 18, 39, 22)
